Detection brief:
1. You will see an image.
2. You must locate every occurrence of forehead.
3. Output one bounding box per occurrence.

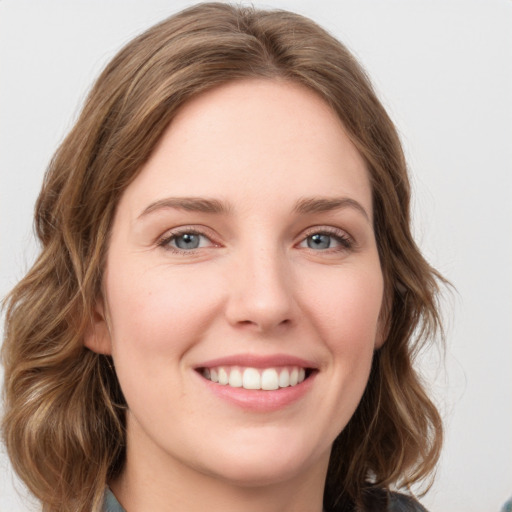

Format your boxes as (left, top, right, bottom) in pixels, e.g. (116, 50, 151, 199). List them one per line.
(119, 78, 372, 218)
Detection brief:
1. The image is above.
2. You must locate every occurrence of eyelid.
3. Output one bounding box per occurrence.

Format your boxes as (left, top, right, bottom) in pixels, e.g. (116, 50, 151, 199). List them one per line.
(301, 225, 349, 236)
(300, 225, 352, 239)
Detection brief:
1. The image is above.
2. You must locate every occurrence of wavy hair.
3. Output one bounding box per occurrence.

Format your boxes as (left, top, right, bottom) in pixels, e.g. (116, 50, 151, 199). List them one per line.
(2, 3, 445, 511)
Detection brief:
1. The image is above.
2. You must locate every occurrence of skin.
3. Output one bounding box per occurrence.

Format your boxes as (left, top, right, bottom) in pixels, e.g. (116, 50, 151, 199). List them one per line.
(86, 79, 385, 512)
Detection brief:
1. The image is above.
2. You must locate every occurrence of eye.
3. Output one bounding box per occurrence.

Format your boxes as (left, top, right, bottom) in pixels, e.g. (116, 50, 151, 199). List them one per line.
(173, 233, 204, 250)
(306, 233, 332, 250)
(299, 229, 353, 251)
(158, 229, 214, 252)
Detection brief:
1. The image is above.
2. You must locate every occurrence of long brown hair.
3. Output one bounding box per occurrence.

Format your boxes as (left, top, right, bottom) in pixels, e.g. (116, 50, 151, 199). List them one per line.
(2, 3, 445, 511)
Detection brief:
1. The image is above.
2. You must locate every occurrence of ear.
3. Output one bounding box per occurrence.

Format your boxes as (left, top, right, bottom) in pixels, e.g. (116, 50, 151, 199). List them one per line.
(84, 295, 112, 355)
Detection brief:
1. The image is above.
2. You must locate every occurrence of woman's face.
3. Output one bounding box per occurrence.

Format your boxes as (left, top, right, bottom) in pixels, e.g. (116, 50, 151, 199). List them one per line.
(88, 79, 385, 488)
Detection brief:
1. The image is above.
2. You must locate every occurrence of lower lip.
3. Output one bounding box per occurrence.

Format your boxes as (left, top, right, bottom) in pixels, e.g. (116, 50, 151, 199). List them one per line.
(196, 371, 317, 412)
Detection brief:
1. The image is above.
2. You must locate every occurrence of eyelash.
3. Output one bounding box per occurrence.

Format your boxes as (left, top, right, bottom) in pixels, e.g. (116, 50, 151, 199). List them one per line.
(300, 227, 354, 252)
(157, 227, 215, 254)
(157, 226, 354, 254)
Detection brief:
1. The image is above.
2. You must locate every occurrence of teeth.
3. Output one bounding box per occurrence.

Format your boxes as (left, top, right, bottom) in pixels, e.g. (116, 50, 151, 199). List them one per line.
(228, 368, 243, 388)
(202, 366, 309, 390)
(218, 367, 229, 385)
(243, 368, 261, 389)
(278, 368, 290, 388)
(261, 369, 279, 390)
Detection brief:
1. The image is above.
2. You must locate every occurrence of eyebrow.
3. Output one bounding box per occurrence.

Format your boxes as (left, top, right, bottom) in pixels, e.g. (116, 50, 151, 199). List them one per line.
(138, 195, 369, 221)
(293, 197, 370, 221)
(138, 197, 230, 219)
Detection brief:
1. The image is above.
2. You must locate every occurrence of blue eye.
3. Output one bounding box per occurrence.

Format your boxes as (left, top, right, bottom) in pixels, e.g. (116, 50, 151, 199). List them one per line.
(160, 230, 213, 252)
(299, 230, 352, 251)
(173, 233, 201, 250)
(307, 233, 332, 249)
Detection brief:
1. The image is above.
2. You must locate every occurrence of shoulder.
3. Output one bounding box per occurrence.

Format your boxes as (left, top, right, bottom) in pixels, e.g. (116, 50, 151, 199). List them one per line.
(356, 488, 429, 512)
(387, 492, 429, 512)
(103, 487, 126, 512)
(327, 488, 429, 512)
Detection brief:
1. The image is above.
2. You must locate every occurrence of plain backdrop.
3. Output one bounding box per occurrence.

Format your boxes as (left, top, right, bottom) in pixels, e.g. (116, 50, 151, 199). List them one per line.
(1, 1, 511, 511)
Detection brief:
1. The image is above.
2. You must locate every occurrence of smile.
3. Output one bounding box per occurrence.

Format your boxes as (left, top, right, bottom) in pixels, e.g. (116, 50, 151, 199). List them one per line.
(200, 366, 309, 390)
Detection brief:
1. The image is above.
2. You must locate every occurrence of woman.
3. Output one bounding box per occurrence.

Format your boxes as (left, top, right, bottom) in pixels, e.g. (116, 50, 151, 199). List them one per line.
(1, 3, 445, 511)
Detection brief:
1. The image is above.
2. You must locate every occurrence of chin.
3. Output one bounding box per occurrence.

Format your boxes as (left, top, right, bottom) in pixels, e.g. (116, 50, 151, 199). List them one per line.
(205, 459, 309, 488)
(194, 435, 329, 488)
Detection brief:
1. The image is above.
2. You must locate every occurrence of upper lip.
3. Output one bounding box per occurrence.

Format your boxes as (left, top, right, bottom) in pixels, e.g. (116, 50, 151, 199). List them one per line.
(195, 353, 319, 370)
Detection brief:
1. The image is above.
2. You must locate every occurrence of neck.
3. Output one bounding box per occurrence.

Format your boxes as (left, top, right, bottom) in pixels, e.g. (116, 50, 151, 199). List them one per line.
(111, 470, 326, 512)
(110, 426, 328, 512)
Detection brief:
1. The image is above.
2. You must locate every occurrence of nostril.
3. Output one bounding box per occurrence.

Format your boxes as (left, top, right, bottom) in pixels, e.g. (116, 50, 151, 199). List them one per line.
(233, 317, 292, 331)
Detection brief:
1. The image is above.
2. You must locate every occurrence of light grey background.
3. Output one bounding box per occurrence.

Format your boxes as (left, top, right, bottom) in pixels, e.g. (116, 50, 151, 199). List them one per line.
(1, 1, 511, 511)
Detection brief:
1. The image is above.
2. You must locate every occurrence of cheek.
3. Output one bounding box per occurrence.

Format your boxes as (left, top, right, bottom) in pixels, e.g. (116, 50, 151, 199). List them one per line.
(105, 261, 224, 365)
(301, 262, 383, 402)
(104, 262, 227, 421)
(289, 262, 383, 441)
(305, 264, 384, 347)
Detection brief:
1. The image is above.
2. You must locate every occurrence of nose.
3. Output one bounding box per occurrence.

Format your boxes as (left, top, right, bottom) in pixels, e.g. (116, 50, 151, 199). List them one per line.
(224, 245, 296, 333)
